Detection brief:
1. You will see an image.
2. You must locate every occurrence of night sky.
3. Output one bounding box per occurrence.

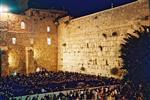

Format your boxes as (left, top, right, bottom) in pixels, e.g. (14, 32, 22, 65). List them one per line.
(1, 0, 137, 17)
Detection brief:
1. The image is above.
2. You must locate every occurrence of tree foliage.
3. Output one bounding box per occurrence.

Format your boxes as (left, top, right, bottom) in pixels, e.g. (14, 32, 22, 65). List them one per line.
(120, 26, 150, 83)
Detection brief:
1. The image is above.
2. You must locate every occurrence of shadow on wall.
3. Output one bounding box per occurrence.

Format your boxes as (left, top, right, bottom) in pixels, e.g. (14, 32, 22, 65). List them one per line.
(120, 25, 150, 83)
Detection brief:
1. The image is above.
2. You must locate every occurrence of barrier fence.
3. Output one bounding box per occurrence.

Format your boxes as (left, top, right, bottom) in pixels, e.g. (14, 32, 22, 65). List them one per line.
(9, 85, 118, 100)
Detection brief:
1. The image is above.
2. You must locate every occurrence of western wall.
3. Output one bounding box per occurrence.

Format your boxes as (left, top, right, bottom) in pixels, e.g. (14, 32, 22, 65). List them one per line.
(58, 0, 150, 78)
(0, 0, 150, 78)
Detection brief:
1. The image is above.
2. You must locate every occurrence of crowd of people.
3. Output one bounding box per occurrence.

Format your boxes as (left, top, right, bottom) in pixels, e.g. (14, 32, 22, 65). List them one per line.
(0, 71, 149, 99)
(11, 83, 149, 100)
(0, 71, 119, 98)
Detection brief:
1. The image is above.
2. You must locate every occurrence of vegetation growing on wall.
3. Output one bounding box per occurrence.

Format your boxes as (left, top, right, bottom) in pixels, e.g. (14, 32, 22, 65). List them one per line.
(110, 67, 119, 75)
(80, 67, 86, 71)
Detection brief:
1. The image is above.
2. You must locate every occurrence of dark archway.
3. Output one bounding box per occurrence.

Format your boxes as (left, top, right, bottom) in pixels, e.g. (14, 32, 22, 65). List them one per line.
(0, 48, 9, 77)
(120, 26, 150, 83)
(0, 49, 2, 77)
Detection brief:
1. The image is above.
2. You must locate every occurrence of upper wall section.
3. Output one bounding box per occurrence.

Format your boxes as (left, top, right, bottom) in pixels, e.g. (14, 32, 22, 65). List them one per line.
(71, 0, 149, 28)
(0, 9, 66, 75)
(1, 8, 67, 34)
(25, 8, 67, 18)
(0, 12, 59, 47)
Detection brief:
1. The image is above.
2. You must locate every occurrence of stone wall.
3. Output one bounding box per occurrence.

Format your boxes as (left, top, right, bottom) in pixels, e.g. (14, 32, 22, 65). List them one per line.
(58, 0, 150, 78)
(0, 9, 65, 75)
(0, 0, 149, 77)
(8, 46, 26, 74)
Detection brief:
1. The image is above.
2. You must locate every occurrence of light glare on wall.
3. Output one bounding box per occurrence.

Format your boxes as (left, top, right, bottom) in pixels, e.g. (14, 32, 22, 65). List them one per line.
(12, 37, 16, 44)
(8, 52, 16, 67)
(13, 72, 17, 76)
(0, 5, 9, 13)
(36, 67, 40, 72)
(47, 26, 51, 32)
(47, 37, 51, 45)
(147, 28, 149, 32)
(30, 38, 34, 45)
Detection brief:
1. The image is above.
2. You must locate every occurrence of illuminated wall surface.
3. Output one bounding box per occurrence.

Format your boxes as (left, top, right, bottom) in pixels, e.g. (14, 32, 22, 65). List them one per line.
(0, 9, 66, 76)
(58, 0, 150, 78)
(0, 0, 150, 78)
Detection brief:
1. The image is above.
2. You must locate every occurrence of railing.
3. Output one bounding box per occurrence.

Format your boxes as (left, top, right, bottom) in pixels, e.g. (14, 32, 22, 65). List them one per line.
(9, 85, 118, 100)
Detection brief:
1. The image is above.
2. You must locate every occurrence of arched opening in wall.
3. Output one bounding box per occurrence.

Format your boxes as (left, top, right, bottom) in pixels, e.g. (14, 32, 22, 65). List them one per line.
(120, 25, 150, 83)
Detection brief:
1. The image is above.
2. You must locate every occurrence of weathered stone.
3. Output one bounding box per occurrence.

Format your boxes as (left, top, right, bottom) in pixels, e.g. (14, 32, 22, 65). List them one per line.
(58, 0, 150, 78)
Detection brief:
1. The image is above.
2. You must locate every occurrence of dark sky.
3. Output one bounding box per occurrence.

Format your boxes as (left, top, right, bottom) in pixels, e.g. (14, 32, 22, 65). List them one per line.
(1, 0, 137, 17)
